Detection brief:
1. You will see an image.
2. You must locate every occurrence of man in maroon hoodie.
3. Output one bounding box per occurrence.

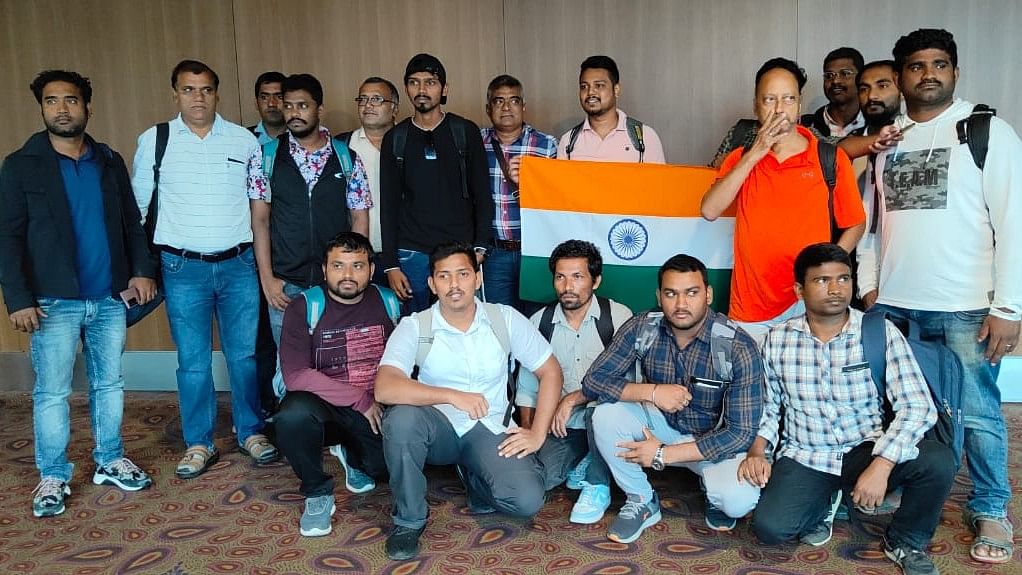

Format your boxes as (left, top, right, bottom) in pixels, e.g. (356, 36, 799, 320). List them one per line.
(274, 232, 394, 537)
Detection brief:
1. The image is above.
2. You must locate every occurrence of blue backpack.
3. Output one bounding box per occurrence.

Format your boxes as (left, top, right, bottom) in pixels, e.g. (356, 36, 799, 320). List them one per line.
(302, 284, 401, 334)
(861, 311, 965, 470)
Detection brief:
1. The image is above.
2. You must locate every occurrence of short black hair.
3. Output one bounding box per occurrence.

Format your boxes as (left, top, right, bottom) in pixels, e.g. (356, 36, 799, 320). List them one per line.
(283, 73, 323, 106)
(548, 240, 602, 280)
(429, 241, 479, 275)
(171, 60, 219, 90)
(486, 74, 524, 104)
(580, 55, 620, 84)
(856, 59, 897, 87)
(658, 254, 709, 289)
(253, 71, 286, 97)
(793, 243, 851, 284)
(361, 76, 399, 105)
(893, 28, 958, 72)
(322, 232, 374, 265)
(824, 47, 865, 72)
(30, 70, 92, 104)
(755, 57, 808, 92)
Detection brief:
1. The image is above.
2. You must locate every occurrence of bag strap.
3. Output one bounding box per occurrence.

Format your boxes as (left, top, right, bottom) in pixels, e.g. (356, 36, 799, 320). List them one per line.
(707, 317, 737, 382)
(537, 303, 557, 342)
(450, 116, 470, 200)
(595, 296, 614, 349)
(490, 138, 519, 196)
(146, 122, 170, 241)
(816, 140, 839, 242)
(861, 310, 889, 401)
(956, 104, 996, 170)
(332, 137, 355, 181)
(303, 286, 326, 335)
(261, 137, 280, 180)
(625, 116, 645, 163)
(392, 120, 409, 186)
(564, 122, 584, 159)
(373, 284, 401, 325)
(413, 308, 434, 369)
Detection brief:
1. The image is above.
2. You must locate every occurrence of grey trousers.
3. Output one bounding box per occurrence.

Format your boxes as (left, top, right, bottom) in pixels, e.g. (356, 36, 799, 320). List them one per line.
(383, 405, 546, 529)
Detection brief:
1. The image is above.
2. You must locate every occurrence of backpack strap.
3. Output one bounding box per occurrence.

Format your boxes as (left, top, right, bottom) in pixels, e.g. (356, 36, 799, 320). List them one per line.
(479, 302, 515, 425)
(816, 140, 840, 241)
(634, 311, 663, 360)
(336, 130, 353, 146)
(537, 303, 557, 342)
(261, 137, 280, 180)
(413, 308, 434, 369)
(303, 286, 327, 335)
(564, 122, 585, 160)
(145, 122, 170, 241)
(956, 104, 996, 170)
(625, 116, 645, 163)
(331, 136, 355, 181)
(861, 310, 890, 401)
(595, 296, 615, 348)
(392, 120, 410, 183)
(708, 317, 737, 382)
(449, 116, 470, 200)
(373, 284, 401, 325)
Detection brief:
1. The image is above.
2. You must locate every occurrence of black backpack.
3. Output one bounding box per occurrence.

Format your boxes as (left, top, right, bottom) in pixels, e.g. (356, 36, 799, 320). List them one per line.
(955, 104, 996, 170)
(565, 116, 646, 162)
(537, 296, 615, 348)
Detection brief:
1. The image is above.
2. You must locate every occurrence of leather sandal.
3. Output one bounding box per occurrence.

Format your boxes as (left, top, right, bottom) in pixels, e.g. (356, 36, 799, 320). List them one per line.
(239, 433, 279, 464)
(176, 445, 220, 479)
(963, 508, 1014, 564)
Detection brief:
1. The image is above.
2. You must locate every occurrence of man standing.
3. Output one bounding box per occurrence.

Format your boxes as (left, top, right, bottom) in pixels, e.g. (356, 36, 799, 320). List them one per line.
(379, 54, 493, 314)
(376, 242, 563, 560)
(701, 57, 866, 342)
(746, 243, 953, 575)
(582, 255, 763, 542)
(275, 232, 393, 537)
(802, 48, 866, 137)
(558, 55, 666, 163)
(480, 75, 558, 309)
(0, 70, 156, 517)
(249, 71, 286, 145)
(249, 73, 371, 399)
(857, 60, 902, 135)
(515, 240, 632, 524)
(132, 60, 276, 479)
(859, 29, 1021, 565)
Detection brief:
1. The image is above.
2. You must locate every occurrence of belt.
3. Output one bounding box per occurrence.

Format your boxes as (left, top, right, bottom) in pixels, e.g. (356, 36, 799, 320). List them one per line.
(491, 238, 521, 251)
(161, 243, 251, 263)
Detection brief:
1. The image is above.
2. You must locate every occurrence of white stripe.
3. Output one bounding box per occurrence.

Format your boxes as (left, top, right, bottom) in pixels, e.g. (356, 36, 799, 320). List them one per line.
(522, 209, 734, 268)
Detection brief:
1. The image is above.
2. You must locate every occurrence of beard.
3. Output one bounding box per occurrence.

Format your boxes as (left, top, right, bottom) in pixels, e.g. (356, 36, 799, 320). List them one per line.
(327, 280, 366, 301)
(45, 117, 87, 138)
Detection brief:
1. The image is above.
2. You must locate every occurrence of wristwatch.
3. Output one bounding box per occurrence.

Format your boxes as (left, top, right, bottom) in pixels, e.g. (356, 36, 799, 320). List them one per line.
(652, 443, 666, 471)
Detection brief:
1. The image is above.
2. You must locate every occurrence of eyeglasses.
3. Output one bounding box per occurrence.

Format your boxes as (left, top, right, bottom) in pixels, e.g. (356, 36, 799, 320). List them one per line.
(823, 69, 857, 81)
(354, 95, 395, 107)
(489, 96, 524, 108)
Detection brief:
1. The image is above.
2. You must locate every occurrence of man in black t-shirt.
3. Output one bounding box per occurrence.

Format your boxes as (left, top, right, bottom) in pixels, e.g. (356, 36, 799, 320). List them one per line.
(379, 53, 493, 314)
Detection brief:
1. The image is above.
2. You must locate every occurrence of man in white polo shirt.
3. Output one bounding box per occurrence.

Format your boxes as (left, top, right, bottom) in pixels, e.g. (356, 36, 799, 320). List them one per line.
(132, 59, 277, 480)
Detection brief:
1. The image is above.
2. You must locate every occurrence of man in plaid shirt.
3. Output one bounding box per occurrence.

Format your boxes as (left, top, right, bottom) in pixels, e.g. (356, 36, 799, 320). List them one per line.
(581, 254, 764, 543)
(743, 243, 954, 575)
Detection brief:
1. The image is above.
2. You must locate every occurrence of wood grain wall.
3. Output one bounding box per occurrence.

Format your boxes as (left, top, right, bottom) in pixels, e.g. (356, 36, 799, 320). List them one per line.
(1, 0, 1019, 351)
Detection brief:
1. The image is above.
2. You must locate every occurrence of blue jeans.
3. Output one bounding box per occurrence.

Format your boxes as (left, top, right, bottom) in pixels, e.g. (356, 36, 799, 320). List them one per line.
(482, 245, 520, 309)
(266, 280, 305, 399)
(398, 249, 431, 314)
(161, 248, 263, 449)
(872, 304, 1009, 518)
(31, 297, 126, 482)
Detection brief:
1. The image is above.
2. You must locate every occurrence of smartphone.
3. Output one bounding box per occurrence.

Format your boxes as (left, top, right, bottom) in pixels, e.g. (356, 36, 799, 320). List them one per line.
(120, 287, 140, 309)
(898, 123, 916, 134)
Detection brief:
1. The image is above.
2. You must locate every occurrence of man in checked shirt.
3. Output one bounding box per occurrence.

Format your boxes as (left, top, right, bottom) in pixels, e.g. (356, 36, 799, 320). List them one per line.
(743, 243, 954, 575)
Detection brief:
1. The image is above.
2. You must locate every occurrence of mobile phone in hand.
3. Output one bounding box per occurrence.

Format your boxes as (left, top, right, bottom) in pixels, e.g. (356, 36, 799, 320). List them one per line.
(120, 287, 140, 309)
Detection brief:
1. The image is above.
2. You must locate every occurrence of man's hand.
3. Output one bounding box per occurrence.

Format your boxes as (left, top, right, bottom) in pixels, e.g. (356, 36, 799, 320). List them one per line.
(652, 384, 692, 413)
(128, 277, 157, 305)
(861, 289, 878, 310)
(508, 155, 522, 184)
(978, 314, 1021, 365)
(851, 457, 894, 511)
(261, 276, 292, 311)
(616, 428, 662, 467)
(449, 390, 489, 420)
(869, 124, 905, 153)
(550, 394, 577, 438)
(737, 453, 772, 488)
(361, 401, 384, 434)
(746, 112, 791, 159)
(387, 269, 413, 301)
(498, 425, 545, 458)
(10, 307, 47, 333)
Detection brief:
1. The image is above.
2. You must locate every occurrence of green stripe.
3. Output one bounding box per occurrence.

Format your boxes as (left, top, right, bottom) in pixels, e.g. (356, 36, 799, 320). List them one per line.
(519, 256, 732, 314)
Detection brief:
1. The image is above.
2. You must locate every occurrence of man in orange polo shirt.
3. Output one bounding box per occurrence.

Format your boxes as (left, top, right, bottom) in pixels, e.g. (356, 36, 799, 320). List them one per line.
(701, 57, 865, 342)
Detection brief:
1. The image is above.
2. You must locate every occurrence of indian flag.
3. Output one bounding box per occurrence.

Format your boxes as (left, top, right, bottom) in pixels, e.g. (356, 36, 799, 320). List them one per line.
(518, 157, 734, 313)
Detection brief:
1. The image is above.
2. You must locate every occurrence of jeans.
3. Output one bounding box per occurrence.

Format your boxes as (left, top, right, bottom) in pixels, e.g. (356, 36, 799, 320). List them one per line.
(753, 440, 955, 550)
(398, 249, 431, 314)
(382, 405, 545, 529)
(31, 297, 126, 482)
(535, 428, 588, 490)
(482, 245, 521, 309)
(266, 280, 305, 400)
(593, 401, 760, 517)
(161, 248, 263, 449)
(872, 304, 1009, 518)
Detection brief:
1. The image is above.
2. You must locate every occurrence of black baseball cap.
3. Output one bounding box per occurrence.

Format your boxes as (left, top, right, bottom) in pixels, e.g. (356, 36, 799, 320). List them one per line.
(404, 53, 447, 86)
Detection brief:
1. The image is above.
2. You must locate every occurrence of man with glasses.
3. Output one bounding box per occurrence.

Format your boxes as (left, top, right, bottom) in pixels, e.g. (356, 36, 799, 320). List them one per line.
(479, 75, 557, 310)
(801, 48, 866, 138)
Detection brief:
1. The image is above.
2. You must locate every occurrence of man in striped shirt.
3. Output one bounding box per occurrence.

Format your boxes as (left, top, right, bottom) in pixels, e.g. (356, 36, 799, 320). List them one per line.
(743, 243, 954, 575)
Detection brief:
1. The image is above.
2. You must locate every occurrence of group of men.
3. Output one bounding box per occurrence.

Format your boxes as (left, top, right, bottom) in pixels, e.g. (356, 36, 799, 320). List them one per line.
(0, 26, 1017, 575)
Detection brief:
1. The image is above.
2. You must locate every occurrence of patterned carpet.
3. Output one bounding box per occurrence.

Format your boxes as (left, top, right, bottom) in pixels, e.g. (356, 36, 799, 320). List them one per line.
(0, 392, 1017, 575)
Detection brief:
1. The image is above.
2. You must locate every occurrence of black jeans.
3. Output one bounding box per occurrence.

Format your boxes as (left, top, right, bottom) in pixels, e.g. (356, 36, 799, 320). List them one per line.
(753, 440, 955, 550)
(274, 391, 387, 497)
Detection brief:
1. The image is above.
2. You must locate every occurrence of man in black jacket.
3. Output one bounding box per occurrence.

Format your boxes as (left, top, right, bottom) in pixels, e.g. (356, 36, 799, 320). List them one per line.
(0, 70, 157, 518)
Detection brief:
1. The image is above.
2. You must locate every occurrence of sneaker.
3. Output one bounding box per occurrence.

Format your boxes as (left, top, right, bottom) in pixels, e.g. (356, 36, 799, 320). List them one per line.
(455, 464, 495, 514)
(608, 492, 661, 543)
(32, 478, 70, 518)
(705, 499, 737, 532)
(801, 490, 842, 546)
(329, 444, 375, 494)
(570, 481, 611, 524)
(884, 540, 940, 575)
(566, 454, 593, 490)
(240, 434, 279, 464)
(92, 458, 152, 491)
(386, 525, 426, 561)
(299, 494, 336, 537)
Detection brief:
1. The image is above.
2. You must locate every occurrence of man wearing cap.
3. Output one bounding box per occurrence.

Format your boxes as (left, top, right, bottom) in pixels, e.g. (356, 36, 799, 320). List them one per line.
(379, 53, 492, 314)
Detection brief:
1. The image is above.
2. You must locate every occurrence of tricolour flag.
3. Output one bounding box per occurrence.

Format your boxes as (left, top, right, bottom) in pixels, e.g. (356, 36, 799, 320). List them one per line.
(518, 157, 735, 313)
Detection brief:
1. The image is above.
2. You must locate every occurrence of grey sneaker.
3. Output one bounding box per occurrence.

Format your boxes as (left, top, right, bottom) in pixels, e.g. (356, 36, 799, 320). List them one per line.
(608, 492, 661, 543)
(299, 494, 336, 537)
(93, 457, 152, 491)
(884, 540, 939, 575)
(32, 477, 70, 518)
(801, 490, 842, 546)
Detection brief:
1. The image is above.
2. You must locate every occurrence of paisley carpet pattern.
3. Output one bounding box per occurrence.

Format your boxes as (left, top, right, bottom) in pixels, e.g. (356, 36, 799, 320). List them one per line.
(0, 392, 1017, 574)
